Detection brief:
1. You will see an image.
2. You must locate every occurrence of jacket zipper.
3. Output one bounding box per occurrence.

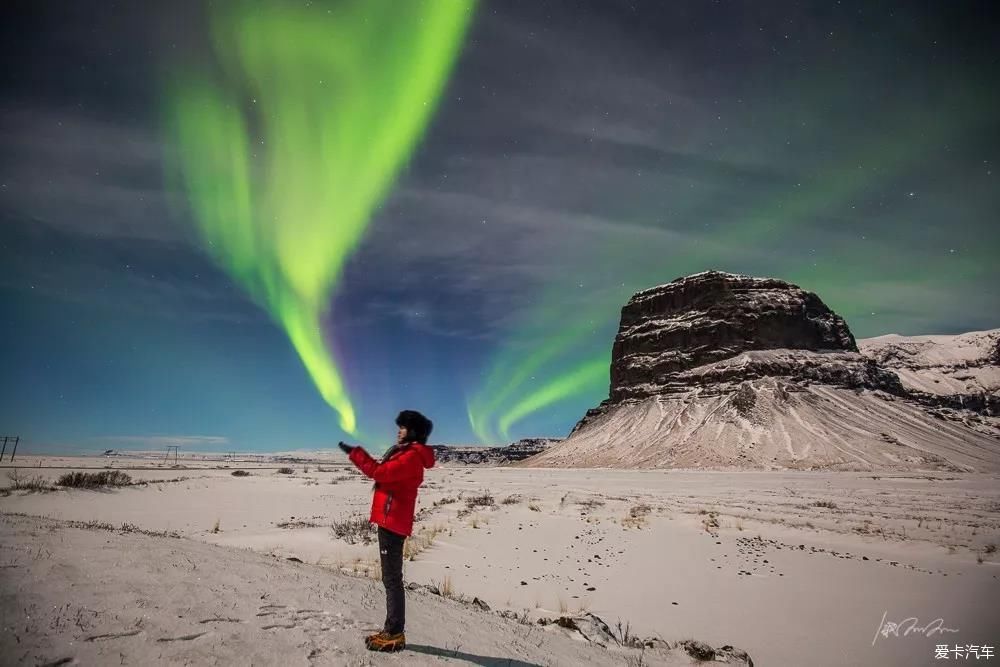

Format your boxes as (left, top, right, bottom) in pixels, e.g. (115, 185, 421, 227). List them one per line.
(379, 445, 409, 518)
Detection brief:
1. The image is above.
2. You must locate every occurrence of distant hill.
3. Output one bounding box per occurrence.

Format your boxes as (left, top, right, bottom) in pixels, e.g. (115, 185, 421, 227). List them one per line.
(432, 438, 560, 465)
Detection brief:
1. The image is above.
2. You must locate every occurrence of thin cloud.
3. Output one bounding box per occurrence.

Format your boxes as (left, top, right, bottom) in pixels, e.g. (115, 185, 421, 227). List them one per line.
(0, 108, 186, 243)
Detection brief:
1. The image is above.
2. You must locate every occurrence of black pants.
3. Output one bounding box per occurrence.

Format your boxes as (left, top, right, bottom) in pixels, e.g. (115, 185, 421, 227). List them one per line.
(378, 526, 406, 634)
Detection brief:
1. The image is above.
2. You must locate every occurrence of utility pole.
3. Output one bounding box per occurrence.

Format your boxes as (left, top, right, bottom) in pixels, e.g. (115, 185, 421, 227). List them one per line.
(0, 436, 19, 462)
(164, 445, 179, 465)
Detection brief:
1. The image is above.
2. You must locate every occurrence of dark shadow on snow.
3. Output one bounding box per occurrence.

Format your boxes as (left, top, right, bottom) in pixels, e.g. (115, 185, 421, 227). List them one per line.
(406, 643, 544, 667)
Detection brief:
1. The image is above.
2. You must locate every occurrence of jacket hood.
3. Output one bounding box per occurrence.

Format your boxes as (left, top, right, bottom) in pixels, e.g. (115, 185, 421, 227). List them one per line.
(409, 442, 436, 469)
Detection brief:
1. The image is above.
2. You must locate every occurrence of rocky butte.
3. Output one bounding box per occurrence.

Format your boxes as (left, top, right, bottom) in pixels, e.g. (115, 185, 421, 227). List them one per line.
(524, 271, 1000, 471)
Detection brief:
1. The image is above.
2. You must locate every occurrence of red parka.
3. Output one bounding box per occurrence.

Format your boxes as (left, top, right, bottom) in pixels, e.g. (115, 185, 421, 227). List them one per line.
(348, 442, 435, 537)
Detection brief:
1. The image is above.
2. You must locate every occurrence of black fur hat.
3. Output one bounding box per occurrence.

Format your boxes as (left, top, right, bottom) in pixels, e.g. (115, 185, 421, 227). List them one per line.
(395, 410, 433, 444)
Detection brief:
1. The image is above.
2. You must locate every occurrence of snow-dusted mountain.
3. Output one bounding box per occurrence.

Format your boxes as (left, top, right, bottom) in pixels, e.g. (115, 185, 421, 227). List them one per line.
(523, 273, 1000, 472)
(859, 329, 1000, 396)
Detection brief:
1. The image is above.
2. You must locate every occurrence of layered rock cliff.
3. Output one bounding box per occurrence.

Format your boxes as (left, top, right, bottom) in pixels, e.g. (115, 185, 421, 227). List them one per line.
(610, 271, 860, 401)
(524, 272, 1000, 472)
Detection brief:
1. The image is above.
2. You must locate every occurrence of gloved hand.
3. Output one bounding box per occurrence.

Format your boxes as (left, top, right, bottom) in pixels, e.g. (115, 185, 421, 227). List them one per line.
(338, 441, 354, 455)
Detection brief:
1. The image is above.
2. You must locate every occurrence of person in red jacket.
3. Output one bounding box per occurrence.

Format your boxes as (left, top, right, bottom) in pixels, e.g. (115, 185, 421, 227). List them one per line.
(338, 410, 435, 653)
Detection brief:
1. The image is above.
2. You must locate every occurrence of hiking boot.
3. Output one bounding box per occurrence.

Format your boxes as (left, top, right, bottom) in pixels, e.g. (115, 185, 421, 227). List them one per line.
(365, 630, 400, 646)
(366, 631, 405, 652)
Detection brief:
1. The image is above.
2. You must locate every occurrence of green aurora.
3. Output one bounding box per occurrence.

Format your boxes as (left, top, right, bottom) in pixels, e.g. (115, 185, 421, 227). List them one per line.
(164, 0, 475, 435)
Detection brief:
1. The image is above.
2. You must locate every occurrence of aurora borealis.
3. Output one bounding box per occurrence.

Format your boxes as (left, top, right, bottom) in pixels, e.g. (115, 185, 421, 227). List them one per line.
(165, 0, 475, 435)
(1, 1, 997, 452)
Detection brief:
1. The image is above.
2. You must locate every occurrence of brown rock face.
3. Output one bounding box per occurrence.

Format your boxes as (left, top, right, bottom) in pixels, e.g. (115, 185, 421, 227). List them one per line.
(610, 271, 858, 401)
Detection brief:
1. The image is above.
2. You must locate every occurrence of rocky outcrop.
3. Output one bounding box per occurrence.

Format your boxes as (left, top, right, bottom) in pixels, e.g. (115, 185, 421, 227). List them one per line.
(611, 271, 858, 402)
(577, 271, 906, 433)
(524, 272, 1000, 472)
(431, 438, 559, 465)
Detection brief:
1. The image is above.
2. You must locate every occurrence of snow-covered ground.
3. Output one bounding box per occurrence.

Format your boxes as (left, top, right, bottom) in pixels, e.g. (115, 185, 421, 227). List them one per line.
(3, 456, 999, 666)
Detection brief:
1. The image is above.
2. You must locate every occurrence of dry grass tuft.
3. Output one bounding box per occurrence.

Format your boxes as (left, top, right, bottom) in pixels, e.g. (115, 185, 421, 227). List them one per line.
(70, 519, 180, 539)
(331, 516, 376, 544)
(403, 523, 446, 560)
(465, 492, 495, 509)
(624, 649, 648, 667)
(615, 619, 641, 648)
(277, 519, 321, 529)
(623, 503, 652, 529)
(7, 470, 55, 492)
(57, 471, 131, 489)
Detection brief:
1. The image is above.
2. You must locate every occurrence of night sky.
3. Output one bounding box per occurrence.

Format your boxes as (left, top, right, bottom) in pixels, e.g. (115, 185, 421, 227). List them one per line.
(2, 1, 997, 454)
